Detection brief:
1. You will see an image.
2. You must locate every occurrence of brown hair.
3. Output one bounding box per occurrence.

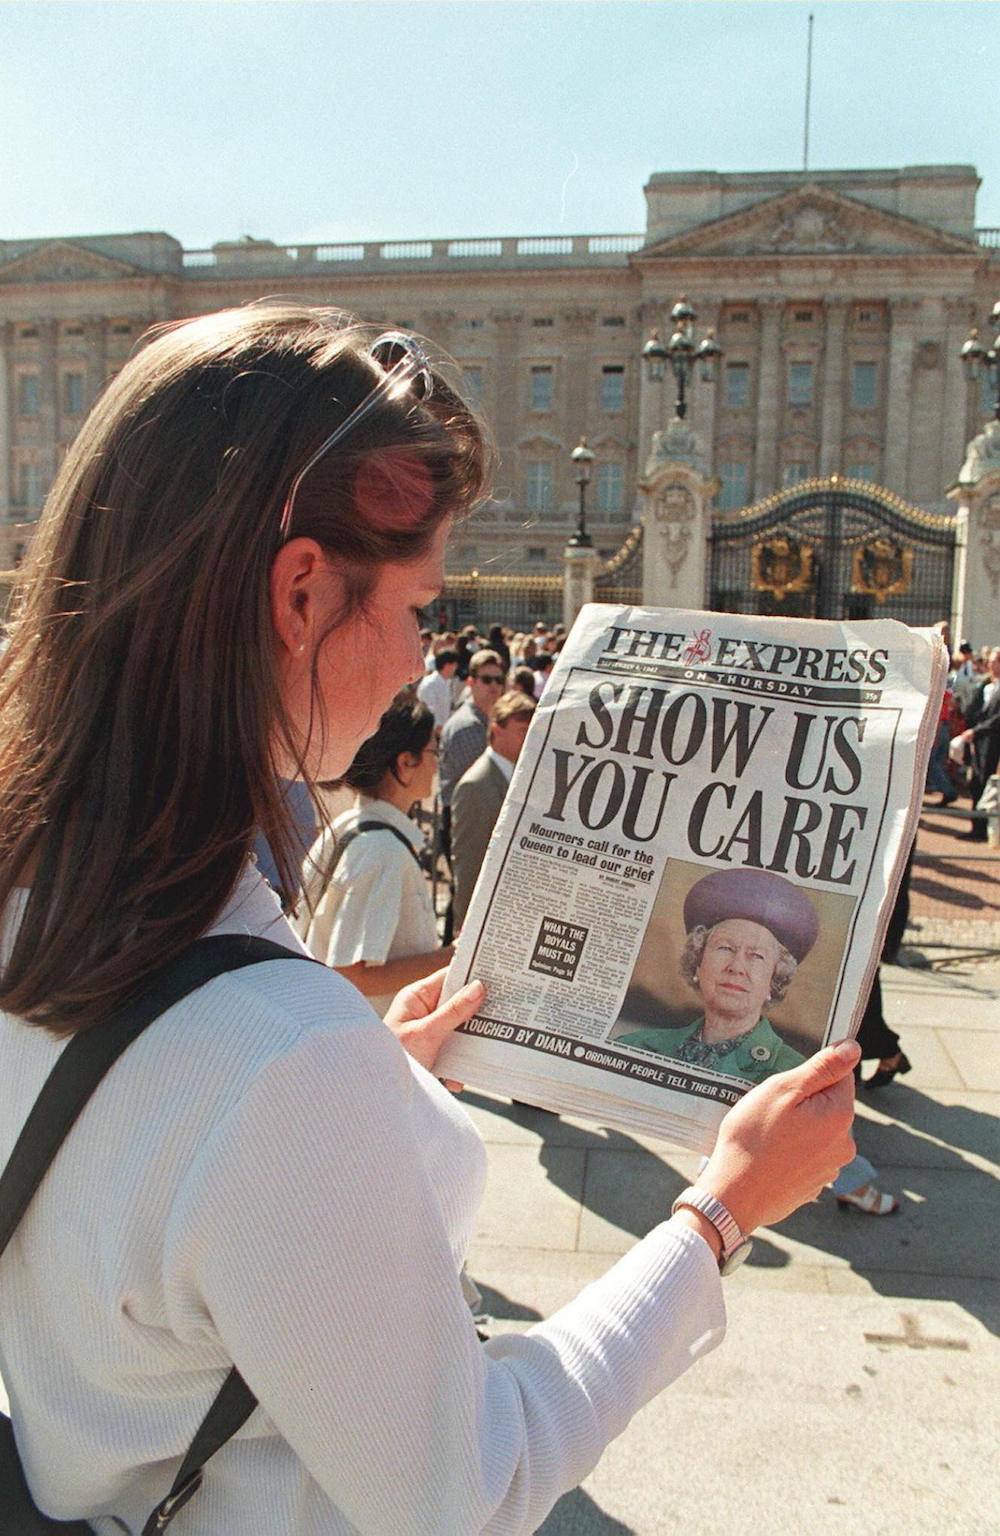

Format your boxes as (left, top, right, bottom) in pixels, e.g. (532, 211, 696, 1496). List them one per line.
(467, 649, 503, 678)
(490, 690, 536, 728)
(0, 304, 490, 1031)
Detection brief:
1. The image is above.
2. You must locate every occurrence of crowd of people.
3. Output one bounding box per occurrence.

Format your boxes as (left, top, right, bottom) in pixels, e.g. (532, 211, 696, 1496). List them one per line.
(926, 622, 1000, 841)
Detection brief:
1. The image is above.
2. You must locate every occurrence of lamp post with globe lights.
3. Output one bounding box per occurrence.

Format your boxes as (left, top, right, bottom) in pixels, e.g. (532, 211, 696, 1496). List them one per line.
(642, 297, 723, 422)
(961, 300, 1000, 422)
(568, 437, 595, 548)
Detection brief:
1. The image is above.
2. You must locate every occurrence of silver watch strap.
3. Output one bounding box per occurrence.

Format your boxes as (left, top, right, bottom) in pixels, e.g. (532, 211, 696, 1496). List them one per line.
(671, 1186, 745, 1263)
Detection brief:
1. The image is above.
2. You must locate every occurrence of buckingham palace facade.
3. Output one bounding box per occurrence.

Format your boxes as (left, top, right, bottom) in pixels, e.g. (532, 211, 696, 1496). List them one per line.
(1, 163, 998, 576)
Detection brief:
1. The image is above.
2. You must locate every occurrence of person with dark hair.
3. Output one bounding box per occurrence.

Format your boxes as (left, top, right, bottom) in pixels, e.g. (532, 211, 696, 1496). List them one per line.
(298, 693, 450, 1012)
(955, 645, 1000, 841)
(0, 302, 858, 1533)
(487, 622, 510, 673)
(416, 644, 459, 732)
(618, 870, 817, 1083)
(510, 663, 537, 700)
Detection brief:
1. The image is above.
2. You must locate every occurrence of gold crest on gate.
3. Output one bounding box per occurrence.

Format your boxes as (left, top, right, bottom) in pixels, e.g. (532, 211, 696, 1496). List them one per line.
(851, 538, 913, 603)
(751, 534, 814, 601)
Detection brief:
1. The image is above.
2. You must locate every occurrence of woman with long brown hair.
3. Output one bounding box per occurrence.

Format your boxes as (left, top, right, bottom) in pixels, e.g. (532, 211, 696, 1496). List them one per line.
(0, 304, 858, 1533)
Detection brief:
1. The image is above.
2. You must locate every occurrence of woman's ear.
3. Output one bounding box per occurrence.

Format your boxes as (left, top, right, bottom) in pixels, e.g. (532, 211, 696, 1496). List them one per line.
(270, 537, 340, 658)
(394, 750, 420, 785)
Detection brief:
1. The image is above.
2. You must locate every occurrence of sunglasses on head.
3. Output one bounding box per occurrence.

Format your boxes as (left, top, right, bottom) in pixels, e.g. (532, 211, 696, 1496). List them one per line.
(279, 330, 434, 542)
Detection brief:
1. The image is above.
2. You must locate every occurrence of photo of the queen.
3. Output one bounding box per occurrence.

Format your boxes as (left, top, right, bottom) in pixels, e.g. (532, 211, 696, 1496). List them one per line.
(615, 868, 822, 1084)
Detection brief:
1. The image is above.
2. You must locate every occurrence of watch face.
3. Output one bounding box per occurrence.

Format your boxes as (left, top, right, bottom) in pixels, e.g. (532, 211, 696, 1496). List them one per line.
(719, 1235, 754, 1277)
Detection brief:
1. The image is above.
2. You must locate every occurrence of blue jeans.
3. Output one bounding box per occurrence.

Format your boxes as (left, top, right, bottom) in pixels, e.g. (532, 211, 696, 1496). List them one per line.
(832, 1152, 877, 1195)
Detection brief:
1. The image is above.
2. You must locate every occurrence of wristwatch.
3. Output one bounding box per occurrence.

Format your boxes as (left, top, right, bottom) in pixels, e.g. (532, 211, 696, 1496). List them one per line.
(671, 1186, 754, 1276)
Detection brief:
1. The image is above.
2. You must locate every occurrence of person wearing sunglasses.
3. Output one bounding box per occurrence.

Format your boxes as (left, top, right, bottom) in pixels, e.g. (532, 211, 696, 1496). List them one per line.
(0, 303, 858, 1534)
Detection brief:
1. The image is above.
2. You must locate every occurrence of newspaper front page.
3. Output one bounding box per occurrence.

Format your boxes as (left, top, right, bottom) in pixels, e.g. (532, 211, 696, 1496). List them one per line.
(438, 605, 945, 1151)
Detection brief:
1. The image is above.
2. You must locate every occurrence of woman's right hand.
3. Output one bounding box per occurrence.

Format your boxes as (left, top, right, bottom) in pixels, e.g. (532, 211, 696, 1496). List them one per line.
(695, 1040, 860, 1235)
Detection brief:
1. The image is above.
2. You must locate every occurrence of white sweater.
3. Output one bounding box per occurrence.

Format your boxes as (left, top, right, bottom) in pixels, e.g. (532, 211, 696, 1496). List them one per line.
(0, 867, 724, 1534)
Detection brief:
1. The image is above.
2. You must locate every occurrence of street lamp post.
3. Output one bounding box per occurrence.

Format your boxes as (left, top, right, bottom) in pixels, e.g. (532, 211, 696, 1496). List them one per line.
(568, 437, 595, 548)
(961, 300, 1000, 421)
(642, 297, 722, 421)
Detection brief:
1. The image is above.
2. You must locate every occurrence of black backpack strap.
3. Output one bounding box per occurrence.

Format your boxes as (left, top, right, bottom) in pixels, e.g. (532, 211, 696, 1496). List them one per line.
(343, 820, 423, 868)
(140, 1366, 259, 1533)
(0, 936, 309, 1254)
(0, 933, 315, 1533)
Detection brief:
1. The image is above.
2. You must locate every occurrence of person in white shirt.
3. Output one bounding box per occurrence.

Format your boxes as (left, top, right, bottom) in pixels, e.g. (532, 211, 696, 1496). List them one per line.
(0, 304, 858, 1534)
(451, 690, 535, 929)
(416, 645, 459, 732)
(298, 693, 451, 1013)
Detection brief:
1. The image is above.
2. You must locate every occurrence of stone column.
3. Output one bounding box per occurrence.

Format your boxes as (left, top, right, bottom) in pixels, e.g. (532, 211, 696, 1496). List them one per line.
(40, 320, 58, 489)
(818, 297, 849, 476)
(489, 309, 523, 460)
(563, 542, 599, 628)
(752, 297, 783, 499)
(689, 294, 721, 480)
(943, 299, 977, 486)
(882, 297, 920, 496)
(636, 299, 668, 490)
(948, 419, 1000, 646)
(638, 444, 718, 609)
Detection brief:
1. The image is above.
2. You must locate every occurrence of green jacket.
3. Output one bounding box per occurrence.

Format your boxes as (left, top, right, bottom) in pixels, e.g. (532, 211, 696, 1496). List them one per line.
(617, 1014, 804, 1084)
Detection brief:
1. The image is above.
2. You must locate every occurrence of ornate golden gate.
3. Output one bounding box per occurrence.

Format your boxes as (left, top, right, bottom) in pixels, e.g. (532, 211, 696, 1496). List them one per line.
(709, 477, 957, 625)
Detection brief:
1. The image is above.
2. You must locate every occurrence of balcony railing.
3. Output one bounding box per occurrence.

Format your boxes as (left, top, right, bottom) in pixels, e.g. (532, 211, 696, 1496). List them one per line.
(180, 233, 645, 273)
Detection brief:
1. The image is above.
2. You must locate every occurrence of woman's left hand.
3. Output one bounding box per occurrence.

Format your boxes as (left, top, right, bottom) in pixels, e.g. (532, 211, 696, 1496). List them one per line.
(384, 968, 485, 1088)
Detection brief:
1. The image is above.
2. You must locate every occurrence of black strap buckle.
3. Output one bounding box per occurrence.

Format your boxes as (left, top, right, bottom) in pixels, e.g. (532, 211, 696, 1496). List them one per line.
(148, 1468, 203, 1531)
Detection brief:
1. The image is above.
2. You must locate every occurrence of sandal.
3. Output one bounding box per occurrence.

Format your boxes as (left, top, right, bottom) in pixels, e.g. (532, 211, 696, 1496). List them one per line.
(836, 1183, 899, 1216)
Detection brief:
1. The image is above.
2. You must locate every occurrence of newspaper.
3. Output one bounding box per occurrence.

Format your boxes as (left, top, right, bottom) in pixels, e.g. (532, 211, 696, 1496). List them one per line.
(438, 604, 946, 1152)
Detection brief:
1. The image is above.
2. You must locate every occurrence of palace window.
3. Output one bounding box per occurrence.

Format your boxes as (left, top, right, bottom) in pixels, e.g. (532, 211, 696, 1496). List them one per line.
(601, 315, 626, 327)
(17, 373, 40, 416)
(596, 462, 625, 515)
(600, 365, 625, 412)
(793, 309, 816, 324)
(525, 462, 553, 512)
(846, 462, 876, 482)
(851, 362, 878, 409)
(724, 362, 750, 408)
(62, 372, 85, 416)
(787, 362, 813, 407)
(782, 462, 811, 487)
(530, 366, 554, 411)
(718, 462, 747, 510)
(526, 546, 548, 563)
(17, 463, 46, 508)
(531, 317, 554, 328)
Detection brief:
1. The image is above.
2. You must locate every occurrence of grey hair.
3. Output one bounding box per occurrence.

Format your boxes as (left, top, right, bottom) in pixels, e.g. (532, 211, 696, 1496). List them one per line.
(680, 923, 798, 1003)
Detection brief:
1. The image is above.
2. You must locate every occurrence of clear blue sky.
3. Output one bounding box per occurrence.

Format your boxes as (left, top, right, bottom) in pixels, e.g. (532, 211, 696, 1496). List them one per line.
(1, 1, 996, 248)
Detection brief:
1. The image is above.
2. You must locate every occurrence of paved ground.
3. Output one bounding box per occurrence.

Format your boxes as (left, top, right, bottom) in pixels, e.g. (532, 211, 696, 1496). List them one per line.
(462, 804, 1000, 1534)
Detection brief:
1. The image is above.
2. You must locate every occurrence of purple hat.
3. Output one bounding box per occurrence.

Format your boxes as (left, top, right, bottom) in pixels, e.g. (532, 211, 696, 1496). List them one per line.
(683, 869, 819, 962)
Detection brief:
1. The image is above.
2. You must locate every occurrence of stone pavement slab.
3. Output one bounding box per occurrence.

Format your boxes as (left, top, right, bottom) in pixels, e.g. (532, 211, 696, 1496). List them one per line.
(465, 954, 1000, 1534)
